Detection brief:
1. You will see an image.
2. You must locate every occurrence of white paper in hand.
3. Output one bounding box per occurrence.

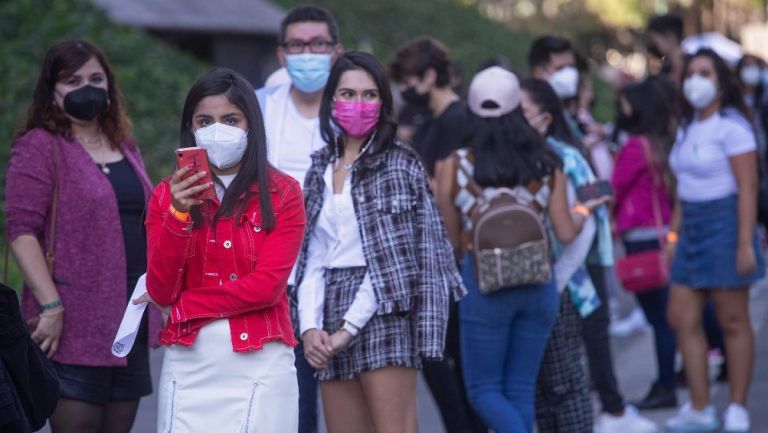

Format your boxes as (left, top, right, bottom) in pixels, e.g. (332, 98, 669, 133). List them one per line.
(112, 274, 149, 357)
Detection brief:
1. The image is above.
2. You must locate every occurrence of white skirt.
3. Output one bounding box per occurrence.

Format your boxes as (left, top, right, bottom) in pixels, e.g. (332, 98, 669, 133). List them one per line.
(156, 320, 298, 433)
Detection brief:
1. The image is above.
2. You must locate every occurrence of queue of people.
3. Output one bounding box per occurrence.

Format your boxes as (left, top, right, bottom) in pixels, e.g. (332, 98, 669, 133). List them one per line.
(3, 5, 766, 433)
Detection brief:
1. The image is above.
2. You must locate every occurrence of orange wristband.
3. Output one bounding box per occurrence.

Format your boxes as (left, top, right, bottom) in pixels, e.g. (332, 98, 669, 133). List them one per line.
(666, 231, 679, 244)
(169, 204, 190, 222)
(571, 204, 591, 218)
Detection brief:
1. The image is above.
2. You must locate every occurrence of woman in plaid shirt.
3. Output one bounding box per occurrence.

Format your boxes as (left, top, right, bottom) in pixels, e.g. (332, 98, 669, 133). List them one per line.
(293, 51, 464, 433)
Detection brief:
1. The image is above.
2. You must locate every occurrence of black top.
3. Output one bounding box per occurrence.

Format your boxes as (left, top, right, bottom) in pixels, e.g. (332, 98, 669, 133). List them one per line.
(411, 100, 469, 176)
(103, 159, 147, 289)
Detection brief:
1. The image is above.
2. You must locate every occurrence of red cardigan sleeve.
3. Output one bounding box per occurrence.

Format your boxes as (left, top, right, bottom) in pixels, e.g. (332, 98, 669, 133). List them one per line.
(169, 181, 306, 323)
(145, 181, 195, 306)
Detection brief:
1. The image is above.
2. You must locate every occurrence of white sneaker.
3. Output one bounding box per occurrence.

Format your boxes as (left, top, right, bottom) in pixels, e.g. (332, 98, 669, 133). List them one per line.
(595, 405, 658, 433)
(665, 402, 719, 432)
(609, 307, 649, 337)
(723, 403, 750, 433)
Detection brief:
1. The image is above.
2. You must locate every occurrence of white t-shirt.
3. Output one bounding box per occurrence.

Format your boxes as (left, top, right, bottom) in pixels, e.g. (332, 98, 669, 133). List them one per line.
(272, 99, 319, 189)
(669, 111, 756, 202)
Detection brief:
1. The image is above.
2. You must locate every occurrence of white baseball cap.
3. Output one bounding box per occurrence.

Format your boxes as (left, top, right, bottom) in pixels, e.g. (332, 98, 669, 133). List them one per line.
(468, 66, 521, 118)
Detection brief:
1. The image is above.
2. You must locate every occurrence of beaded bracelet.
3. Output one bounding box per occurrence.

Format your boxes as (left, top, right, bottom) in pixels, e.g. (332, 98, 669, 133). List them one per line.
(41, 299, 63, 310)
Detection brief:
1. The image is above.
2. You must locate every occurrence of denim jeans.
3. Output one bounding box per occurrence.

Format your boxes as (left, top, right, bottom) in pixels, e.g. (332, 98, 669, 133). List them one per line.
(459, 254, 559, 433)
(623, 238, 677, 389)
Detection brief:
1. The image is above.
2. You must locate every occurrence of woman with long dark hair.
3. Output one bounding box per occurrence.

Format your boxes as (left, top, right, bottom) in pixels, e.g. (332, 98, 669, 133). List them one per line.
(611, 78, 678, 409)
(436, 67, 607, 433)
(141, 68, 305, 432)
(294, 51, 463, 433)
(665, 49, 764, 432)
(736, 54, 768, 231)
(5, 39, 159, 433)
(519, 78, 656, 433)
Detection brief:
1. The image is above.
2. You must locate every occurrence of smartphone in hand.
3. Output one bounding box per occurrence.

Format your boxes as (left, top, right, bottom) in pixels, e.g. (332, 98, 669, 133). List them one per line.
(175, 147, 216, 201)
(576, 180, 614, 203)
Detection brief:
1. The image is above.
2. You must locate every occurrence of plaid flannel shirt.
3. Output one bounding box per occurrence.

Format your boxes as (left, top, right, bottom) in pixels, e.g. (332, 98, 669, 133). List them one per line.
(293, 141, 465, 360)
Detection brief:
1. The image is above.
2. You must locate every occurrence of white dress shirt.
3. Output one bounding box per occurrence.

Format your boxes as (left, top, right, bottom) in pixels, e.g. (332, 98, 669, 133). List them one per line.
(256, 83, 327, 286)
(297, 163, 378, 336)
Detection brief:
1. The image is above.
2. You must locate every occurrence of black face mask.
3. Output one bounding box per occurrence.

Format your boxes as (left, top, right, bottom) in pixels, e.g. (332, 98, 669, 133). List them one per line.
(62, 85, 108, 121)
(647, 43, 664, 59)
(401, 86, 430, 108)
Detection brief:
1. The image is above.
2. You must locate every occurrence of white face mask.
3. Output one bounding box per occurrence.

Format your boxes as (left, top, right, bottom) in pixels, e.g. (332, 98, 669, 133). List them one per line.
(548, 66, 579, 99)
(194, 123, 248, 170)
(683, 74, 718, 110)
(740, 65, 762, 87)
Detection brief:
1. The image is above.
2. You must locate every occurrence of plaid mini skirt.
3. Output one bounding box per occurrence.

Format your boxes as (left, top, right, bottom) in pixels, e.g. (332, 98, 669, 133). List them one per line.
(318, 267, 421, 381)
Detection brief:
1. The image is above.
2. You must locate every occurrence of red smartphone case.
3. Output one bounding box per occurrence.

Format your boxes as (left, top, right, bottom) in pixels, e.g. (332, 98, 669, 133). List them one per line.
(175, 148, 216, 201)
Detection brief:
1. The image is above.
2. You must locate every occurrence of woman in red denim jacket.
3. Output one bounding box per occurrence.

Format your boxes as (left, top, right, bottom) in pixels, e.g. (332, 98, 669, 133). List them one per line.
(141, 69, 305, 432)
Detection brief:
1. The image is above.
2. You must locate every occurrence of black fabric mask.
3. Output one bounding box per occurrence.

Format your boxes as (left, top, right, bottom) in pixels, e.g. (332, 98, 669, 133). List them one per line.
(401, 86, 430, 108)
(647, 44, 664, 59)
(63, 85, 108, 121)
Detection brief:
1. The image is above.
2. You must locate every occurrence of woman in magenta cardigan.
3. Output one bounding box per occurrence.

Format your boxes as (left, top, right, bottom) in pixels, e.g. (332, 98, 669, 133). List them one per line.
(611, 78, 677, 410)
(5, 40, 160, 433)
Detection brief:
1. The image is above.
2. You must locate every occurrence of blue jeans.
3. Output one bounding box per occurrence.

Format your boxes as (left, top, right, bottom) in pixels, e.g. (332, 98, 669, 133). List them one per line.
(459, 254, 559, 433)
(623, 237, 678, 389)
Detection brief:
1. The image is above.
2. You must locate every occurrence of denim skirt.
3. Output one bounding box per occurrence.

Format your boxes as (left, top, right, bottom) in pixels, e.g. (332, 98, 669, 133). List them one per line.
(670, 195, 765, 289)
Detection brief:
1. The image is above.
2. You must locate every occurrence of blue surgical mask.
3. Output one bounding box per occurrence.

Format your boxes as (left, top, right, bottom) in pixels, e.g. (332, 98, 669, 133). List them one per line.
(285, 53, 332, 93)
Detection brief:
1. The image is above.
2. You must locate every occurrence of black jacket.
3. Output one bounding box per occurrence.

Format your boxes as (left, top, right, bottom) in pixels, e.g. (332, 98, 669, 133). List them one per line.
(0, 283, 60, 432)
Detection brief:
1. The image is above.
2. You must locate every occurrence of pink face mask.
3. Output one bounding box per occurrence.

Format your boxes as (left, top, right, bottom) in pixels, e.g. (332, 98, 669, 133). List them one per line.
(332, 100, 381, 139)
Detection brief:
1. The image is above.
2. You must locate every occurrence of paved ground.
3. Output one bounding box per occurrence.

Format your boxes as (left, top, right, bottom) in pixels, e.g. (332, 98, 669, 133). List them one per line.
(39, 281, 768, 433)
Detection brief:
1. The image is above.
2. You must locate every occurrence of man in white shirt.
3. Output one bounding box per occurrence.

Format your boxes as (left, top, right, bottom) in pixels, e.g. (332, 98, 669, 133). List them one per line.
(255, 6, 342, 433)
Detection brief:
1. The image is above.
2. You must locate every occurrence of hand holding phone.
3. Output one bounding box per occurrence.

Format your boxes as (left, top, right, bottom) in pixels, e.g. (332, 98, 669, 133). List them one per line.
(576, 180, 614, 204)
(172, 148, 216, 209)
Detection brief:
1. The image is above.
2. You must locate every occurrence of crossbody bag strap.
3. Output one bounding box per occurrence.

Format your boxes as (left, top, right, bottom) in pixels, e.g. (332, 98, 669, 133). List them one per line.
(2, 244, 9, 284)
(455, 151, 484, 199)
(46, 138, 60, 275)
(639, 137, 666, 251)
(2, 139, 60, 283)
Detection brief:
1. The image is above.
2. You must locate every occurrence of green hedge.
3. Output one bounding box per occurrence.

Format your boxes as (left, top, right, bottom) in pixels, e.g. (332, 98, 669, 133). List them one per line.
(0, 0, 210, 288)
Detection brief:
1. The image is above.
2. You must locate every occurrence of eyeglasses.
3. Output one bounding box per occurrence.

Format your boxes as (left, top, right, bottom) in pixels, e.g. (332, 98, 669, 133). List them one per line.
(282, 38, 335, 55)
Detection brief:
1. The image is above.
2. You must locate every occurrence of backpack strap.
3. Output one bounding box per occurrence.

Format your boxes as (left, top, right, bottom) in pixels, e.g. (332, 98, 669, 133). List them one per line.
(454, 149, 552, 216)
(454, 149, 482, 218)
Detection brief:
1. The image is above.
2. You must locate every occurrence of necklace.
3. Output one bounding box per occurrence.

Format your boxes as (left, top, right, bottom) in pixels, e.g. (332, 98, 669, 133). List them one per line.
(77, 133, 111, 175)
(337, 136, 374, 171)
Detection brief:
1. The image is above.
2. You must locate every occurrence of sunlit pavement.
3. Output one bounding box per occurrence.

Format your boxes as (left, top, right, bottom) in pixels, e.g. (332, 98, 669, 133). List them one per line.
(36, 278, 768, 433)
